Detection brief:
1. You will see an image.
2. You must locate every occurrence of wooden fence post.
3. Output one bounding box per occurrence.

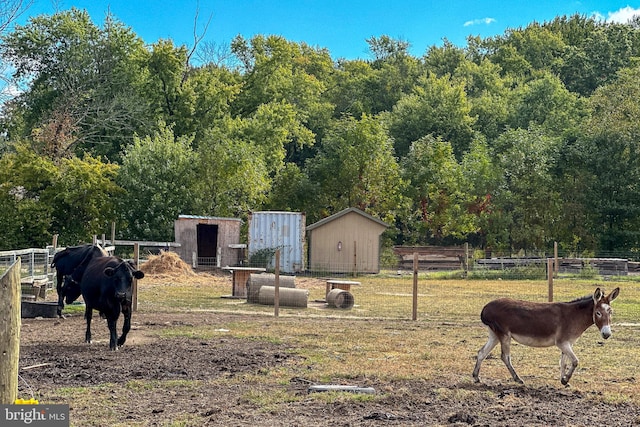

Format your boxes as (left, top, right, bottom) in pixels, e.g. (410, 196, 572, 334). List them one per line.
(554, 241, 559, 277)
(0, 258, 21, 404)
(464, 243, 469, 278)
(412, 252, 418, 321)
(274, 250, 280, 318)
(547, 258, 554, 302)
(132, 243, 139, 311)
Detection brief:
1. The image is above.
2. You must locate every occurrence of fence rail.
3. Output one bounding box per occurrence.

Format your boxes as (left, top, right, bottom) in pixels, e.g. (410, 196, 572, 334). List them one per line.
(0, 248, 53, 282)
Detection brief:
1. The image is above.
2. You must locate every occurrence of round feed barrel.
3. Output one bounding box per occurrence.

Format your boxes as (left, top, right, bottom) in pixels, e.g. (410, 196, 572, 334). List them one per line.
(247, 274, 296, 303)
(257, 286, 309, 307)
(326, 289, 354, 309)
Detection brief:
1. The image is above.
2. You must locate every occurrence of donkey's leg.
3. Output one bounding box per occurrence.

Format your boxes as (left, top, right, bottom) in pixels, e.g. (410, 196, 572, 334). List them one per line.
(473, 329, 500, 382)
(499, 335, 524, 384)
(557, 342, 578, 385)
(559, 352, 569, 380)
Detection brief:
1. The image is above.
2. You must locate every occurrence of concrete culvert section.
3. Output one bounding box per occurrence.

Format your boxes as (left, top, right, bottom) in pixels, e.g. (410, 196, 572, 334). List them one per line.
(257, 286, 309, 307)
(246, 273, 296, 303)
(326, 289, 354, 309)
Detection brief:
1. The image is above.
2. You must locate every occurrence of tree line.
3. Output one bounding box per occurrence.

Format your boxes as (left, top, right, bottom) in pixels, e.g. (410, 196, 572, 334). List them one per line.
(1, 8, 640, 258)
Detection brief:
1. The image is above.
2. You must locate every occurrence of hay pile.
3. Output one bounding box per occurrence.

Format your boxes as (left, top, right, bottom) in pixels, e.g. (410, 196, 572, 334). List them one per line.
(140, 250, 195, 276)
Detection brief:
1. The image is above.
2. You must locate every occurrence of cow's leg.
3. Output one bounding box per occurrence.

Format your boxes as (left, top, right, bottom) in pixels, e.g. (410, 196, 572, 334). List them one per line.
(107, 317, 119, 351)
(117, 302, 131, 347)
(473, 328, 499, 382)
(557, 342, 578, 385)
(499, 334, 524, 384)
(84, 306, 93, 344)
(56, 272, 65, 317)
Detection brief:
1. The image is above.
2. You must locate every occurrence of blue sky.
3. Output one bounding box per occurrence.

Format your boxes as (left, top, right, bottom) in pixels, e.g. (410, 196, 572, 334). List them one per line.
(15, 1, 640, 59)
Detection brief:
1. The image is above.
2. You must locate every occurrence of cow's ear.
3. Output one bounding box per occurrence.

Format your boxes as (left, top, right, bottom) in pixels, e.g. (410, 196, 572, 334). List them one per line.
(134, 271, 144, 279)
(104, 267, 116, 277)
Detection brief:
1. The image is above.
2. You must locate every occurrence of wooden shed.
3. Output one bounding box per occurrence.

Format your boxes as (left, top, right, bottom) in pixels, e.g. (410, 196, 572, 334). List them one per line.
(174, 215, 243, 269)
(306, 207, 389, 274)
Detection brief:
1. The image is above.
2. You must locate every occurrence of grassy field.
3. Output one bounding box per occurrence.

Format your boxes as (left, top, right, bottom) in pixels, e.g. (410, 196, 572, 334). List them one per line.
(32, 271, 640, 426)
(130, 272, 640, 403)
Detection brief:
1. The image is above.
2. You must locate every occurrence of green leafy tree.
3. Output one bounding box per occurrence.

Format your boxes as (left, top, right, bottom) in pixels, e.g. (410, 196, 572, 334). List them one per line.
(401, 135, 475, 244)
(0, 0, 32, 103)
(51, 154, 122, 244)
(580, 66, 640, 253)
(263, 163, 316, 213)
(181, 64, 242, 145)
(558, 20, 638, 96)
(230, 34, 334, 152)
(424, 39, 467, 77)
(489, 127, 562, 251)
(1, 8, 152, 161)
(0, 143, 121, 247)
(0, 144, 57, 249)
(454, 58, 510, 140)
(364, 36, 423, 114)
(460, 137, 502, 247)
(306, 115, 404, 224)
(195, 117, 270, 217)
(507, 71, 587, 136)
(242, 100, 315, 176)
(117, 123, 198, 240)
(385, 72, 475, 158)
(480, 23, 565, 78)
(329, 59, 376, 118)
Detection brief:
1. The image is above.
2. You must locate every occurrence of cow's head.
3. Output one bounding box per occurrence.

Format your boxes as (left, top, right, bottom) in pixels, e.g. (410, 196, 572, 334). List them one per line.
(63, 276, 83, 304)
(104, 261, 144, 301)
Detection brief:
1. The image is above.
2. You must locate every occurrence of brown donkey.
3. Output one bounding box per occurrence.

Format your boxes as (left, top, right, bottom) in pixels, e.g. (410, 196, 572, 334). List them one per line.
(473, 287, 620, 385)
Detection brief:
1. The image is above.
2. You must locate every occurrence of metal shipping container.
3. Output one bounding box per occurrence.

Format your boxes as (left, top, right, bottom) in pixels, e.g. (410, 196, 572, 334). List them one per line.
(247, 211, 305, 273)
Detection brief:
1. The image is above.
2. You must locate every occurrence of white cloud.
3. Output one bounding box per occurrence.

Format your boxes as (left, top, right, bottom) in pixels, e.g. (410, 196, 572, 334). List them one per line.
(603, 6, 640, 23)
(463, 17, 496, 27)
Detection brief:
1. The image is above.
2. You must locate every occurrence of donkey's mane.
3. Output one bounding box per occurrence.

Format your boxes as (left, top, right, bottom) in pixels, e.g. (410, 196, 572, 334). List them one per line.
(567, 294, 593, 308)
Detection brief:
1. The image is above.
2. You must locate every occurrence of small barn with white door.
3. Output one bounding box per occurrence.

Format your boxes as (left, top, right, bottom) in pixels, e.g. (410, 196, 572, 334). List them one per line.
(306, 207, 389, 274)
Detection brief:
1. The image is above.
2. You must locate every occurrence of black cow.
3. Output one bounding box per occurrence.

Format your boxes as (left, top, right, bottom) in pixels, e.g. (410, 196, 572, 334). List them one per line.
(80, 256, 144, 350)
(50, 244, 107, 317)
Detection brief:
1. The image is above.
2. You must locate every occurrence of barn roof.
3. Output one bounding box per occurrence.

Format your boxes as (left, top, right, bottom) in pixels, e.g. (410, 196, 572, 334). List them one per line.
(306, 207, 389, 232)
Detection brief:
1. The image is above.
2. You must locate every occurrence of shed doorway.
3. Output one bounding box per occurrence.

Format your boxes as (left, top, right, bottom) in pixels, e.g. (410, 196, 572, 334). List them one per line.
(197, 224, 219, 268)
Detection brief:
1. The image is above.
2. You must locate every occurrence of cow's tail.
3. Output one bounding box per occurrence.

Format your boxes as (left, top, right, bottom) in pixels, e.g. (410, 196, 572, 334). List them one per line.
(51, 250, 65, 268)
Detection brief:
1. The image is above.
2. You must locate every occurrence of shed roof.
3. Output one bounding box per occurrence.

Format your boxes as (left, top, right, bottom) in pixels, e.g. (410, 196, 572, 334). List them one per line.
(177, 214, 242, 222)
(306, 207, 389, 232)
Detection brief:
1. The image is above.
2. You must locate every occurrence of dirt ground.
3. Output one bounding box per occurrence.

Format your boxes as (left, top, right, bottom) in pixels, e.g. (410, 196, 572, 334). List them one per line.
(16, 254, 640, 426)
(18, 309, 640, 427)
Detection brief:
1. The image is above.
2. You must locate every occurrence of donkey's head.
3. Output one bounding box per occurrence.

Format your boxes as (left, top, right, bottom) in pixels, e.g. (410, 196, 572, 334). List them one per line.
(592, 287, 620, 339)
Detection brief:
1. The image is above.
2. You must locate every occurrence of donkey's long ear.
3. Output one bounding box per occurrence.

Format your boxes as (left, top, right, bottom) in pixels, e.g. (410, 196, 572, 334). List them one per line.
(607, 287, 620, 302)
(593, 287, 604, 302)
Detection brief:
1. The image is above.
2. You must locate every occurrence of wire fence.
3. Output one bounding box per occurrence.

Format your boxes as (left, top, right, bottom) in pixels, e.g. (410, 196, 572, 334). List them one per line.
(4, 244, 639, 323)
(0, 248, 52, 280)
(131, 266, 640, 324)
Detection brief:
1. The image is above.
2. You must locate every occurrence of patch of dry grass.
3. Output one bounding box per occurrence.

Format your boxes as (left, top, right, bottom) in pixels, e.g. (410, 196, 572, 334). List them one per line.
(135, 272, 640, 405)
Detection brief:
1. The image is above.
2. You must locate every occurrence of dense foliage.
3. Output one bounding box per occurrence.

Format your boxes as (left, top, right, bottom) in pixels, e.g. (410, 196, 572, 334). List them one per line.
(2, 8, 640, 258)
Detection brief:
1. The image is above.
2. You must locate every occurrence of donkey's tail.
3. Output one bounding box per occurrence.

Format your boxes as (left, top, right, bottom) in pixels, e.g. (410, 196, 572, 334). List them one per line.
(480, 303, 506, 335)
